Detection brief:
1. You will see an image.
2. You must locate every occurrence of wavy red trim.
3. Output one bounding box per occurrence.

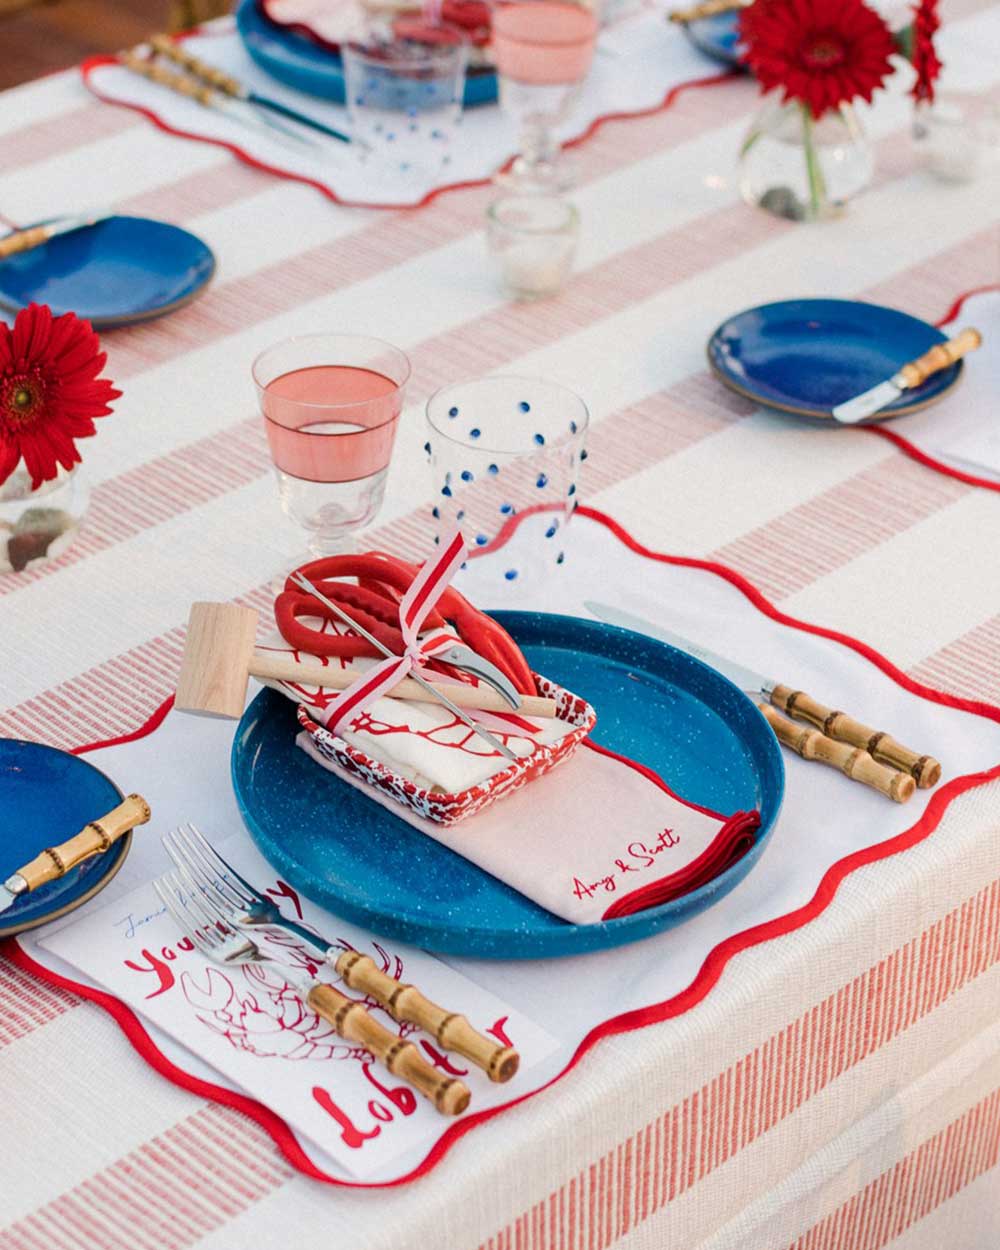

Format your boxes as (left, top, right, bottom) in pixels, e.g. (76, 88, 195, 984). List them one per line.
(11, 506, 1000, 1189)
(79, 54, 734, 212)
(861, 283, 1000, 494)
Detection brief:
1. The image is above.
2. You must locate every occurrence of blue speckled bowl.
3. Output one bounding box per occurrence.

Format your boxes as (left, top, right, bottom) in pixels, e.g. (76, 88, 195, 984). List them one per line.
(232, 612, 784, 958)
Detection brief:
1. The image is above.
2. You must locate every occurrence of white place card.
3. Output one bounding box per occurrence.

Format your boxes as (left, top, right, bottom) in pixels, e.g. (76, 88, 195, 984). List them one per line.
(38, 836, 560, 1180)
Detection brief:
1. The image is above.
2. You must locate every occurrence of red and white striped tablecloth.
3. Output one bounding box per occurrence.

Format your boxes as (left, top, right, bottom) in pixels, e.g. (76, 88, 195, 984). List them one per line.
(2, 0, 1000, 1244)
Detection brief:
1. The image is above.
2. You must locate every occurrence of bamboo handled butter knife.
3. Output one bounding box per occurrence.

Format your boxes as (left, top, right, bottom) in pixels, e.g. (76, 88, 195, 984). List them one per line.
(832, 327, 981, 424)
(0, 793, 151, 914)
(584, 603, 940, 791)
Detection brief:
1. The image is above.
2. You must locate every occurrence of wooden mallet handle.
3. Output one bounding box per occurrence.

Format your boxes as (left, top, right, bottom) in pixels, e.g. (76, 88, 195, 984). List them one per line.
(247, 653, 559, 718)
(336, 951, 519, 1083)
(15, 794, 151, 891)
(307, 983, 470, 1115)
(770, 685, 940, 788)
(0, 225, 50, 259)
(898, 328, 982, 390)
(759, 705, 914, 803)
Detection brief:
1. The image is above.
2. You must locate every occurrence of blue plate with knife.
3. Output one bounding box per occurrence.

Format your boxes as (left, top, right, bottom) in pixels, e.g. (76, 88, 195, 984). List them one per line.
(231, 611, 784, 959)
(707, 298, 968, 424)
(0, 215, 215, 329)
(679, 11, 743, 67)
(236, 0, 499, 108)
(0, 739, 131, 937)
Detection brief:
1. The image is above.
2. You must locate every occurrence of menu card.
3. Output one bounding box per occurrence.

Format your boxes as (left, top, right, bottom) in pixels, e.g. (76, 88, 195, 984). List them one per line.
(38, 836, 559, 1180)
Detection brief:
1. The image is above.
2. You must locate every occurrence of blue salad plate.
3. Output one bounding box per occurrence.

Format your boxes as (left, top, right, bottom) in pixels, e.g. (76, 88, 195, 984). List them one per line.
(236, 0, 499, 108)
(232, 612, 785, 959)
(0, 739, 131, 937)
(679, 11, 742, 67)
(0, 215, 216, 329)
(707, 298, 966, 424)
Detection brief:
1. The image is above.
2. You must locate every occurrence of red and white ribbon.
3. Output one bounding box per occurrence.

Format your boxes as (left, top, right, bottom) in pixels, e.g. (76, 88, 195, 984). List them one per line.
(321, 529, 468, 736)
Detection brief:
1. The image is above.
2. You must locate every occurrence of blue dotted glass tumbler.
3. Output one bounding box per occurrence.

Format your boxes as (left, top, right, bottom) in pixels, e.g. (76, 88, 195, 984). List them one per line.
(425, 374, 589, 589)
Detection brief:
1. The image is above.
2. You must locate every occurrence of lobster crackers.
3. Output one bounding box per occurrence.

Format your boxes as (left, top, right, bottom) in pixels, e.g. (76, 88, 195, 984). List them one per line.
(265, 536, 596, 825)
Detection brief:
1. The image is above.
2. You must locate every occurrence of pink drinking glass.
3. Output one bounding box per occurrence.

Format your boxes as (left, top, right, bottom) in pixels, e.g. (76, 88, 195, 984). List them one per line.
(252, 333, 411, 557)
(491, 1, 599, 191)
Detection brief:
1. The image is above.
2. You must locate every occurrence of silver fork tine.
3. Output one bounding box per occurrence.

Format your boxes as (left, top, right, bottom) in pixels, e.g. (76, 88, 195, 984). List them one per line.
(153, 871, 222, 958)
(184, 823, 261, 906)
(164, 826, 252, 915)
(166, 832, 244, 920)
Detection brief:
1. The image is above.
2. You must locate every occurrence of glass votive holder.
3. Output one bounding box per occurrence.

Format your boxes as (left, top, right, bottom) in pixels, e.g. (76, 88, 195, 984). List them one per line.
(486, 194, 579, 300)
(913, 97, 999, 183)
(425, 374, 589, 592)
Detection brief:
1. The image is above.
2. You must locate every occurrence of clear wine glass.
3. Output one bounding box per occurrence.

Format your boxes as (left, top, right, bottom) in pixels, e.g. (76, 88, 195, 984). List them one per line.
(252, 333, 411, 559)
(491, 1, 599, 192)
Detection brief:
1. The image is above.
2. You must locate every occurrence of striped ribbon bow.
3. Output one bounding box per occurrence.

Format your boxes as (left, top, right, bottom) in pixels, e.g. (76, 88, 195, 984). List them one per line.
(323, 529, 468, 736)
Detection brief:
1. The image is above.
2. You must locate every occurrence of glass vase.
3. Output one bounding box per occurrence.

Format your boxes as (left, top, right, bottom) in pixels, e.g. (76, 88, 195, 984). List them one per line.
(739, 96, 874, 222)
(0, 464, 89, 574)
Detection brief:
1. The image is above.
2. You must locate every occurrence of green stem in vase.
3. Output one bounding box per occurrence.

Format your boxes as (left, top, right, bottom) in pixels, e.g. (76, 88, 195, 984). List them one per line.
(801, 104, 828, 220)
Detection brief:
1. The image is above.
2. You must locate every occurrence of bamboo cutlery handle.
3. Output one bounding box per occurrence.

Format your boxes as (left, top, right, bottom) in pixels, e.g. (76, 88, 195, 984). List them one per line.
(148, 34, 242, 96)
(0, 225, 49, 259)
(119, 49, 216, 106)
(336, 951, 520, 1083)
(898, 328, 981, 390)
(307, 983, 470, 1115)
(15, 794, 151, 890)
(770, 685, 940, 788)
(759, 705, 914, 802)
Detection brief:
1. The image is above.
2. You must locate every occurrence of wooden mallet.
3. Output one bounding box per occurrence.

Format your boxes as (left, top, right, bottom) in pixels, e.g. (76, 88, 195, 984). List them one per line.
(174, 602, 559, 719)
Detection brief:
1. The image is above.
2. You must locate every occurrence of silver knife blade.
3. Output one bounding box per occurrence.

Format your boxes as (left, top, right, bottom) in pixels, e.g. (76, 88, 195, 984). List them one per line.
(830, 375, 905, 425)
(583, 601, 775, 699)
(0, 873, 27, 916)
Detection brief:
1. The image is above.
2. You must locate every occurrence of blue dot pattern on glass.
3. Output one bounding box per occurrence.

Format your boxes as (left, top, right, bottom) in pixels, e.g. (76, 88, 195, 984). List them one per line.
(432, 506, 440, 518)
(448, 406, 459, 418)
(469, 428, 481, 439)
(504, 569, 518, 580)
(456, 509, 465, 520)
(545, 522, 558, 538)
(423, 441, 431, 454)
(487, 463, 498, 474)
(442, 484, 452, 497)
(556, 551, 565, 564)
(519, 401, 530, 412)
(568, 483, 576, 496)
(533, 433, 545, 446)
(460, 470, 474, 482)
(580, 449, 589, 460)
(475, 534, 488, 546)
(499, 503, 513, 514)
(433, 535, 440, 544)
(536, 474, 548, 488)
(570, 420, 578, 434)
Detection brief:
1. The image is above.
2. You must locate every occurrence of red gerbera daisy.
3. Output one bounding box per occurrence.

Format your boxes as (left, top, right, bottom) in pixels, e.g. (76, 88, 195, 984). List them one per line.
(0, 303, 119, 491)
(910, 0, 942, 103)
(740, 0, 897, 119)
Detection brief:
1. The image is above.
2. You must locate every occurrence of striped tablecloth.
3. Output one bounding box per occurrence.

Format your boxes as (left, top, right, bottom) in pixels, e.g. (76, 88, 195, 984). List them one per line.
(2, 0, 1000, 1244)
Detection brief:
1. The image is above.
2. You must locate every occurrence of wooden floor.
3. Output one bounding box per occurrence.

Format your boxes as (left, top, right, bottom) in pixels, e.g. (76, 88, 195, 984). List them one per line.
(0, 0, 185, 90)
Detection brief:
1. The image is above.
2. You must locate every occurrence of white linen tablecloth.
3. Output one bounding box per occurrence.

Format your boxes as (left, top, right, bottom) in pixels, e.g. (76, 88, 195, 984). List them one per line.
(1, 0, 1000, 1244)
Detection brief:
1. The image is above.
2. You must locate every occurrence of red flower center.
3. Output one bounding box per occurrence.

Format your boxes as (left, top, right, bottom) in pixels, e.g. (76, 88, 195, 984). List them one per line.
(2, 369, 46, 425)
(801, 35, 846, 69)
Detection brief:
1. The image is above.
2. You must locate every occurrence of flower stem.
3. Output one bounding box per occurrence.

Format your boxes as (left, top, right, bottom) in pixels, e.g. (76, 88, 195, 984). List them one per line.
(801, 104, 828, 220)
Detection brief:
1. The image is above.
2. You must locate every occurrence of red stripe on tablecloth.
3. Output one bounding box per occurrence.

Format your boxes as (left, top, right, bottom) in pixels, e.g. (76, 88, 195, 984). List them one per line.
(0, 1105, 293, 1250)
(909, 613, 1000, 702)
(785, 1086, 1000, 1250)
(8, 509, 1000, 1204)
(0, 103, 137, 174)
(0, 955, 78, 1046)
(478, 878, 1000, 1250)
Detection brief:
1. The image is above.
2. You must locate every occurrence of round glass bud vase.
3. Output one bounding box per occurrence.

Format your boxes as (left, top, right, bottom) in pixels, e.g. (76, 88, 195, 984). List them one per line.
(739, 96, 874, 222)
(0, 464, 89, 574)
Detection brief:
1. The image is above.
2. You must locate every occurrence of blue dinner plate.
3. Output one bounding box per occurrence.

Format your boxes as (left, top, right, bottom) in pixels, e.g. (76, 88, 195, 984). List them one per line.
(236, 0, 499, 108)
(680, 11, 742, 67)
(0, 216, 216, 330)
(707, 298, 965, 424)
(231, 612, 785, 958)
(0, 739, 131, 937)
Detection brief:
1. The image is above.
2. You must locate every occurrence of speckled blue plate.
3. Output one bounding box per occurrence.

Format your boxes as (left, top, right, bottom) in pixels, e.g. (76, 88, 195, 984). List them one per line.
(232, 613, 784, 958)
(707, 298, 965, 424)
(680, 11, 742, 67)
(0, 739, 130, 937)
(236, 0, 499, 108)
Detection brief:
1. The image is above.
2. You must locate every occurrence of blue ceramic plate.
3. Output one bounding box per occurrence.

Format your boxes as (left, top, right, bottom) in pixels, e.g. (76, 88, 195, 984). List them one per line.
(680, 11, 742, 67)
(0, 739, 131, 937)
(232, 612, 784, 958)
(236, 0, 499, 108)
(0, 216, 216, 329)
(707, 298, 965, 424)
